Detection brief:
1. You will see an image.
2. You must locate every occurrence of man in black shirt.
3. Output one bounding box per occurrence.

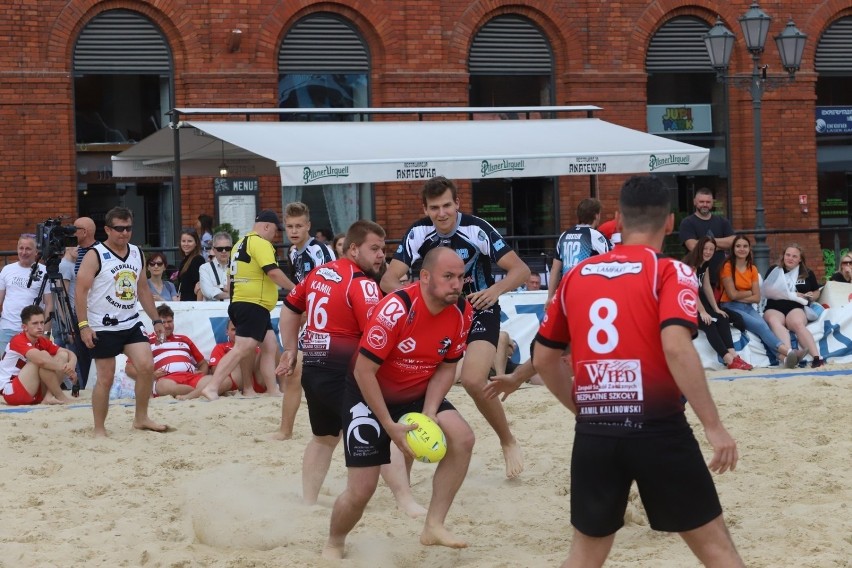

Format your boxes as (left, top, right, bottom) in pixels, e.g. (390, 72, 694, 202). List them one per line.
(679, 188, 734, 287)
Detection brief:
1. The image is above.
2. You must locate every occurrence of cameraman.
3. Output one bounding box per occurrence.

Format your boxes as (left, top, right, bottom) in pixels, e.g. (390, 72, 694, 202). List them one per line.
(70, 217, 98, 388)
(57, 245, 83, 388)
(0, 233, 52, 356)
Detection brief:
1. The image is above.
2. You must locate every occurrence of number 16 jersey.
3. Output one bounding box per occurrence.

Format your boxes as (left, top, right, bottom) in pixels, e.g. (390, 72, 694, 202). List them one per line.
(536, 244, 699, 436)
(283, 258, 383, 371)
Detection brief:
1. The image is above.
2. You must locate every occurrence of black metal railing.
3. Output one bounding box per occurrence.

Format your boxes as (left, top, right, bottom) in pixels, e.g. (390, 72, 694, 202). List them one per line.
(4, 226, 850, 282)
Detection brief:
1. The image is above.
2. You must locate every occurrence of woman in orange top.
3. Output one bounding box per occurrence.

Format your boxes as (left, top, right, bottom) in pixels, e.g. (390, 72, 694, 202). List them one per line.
(719, 236, 799, 368)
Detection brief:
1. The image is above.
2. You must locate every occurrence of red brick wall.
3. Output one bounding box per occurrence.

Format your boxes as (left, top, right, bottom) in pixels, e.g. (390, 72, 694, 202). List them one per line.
(0, 0, 846, 269)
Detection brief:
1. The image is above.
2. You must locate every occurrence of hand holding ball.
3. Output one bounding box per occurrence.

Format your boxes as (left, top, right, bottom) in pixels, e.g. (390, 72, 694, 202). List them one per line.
(398, 412, 447, 463)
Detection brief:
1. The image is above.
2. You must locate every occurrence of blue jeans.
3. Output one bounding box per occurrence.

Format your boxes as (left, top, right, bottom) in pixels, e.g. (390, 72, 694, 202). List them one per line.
(0, 327, 17, 358)
(721, 301, 783, 353)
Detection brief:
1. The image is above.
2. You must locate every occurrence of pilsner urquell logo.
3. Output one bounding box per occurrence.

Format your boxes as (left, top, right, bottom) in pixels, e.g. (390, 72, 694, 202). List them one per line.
(303, 165, 350, 184)
(648, 154, 690, 171)
(481, 159, 525, 177)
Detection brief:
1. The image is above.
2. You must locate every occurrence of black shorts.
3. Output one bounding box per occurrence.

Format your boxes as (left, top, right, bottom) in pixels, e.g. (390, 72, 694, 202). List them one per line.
(341, 379, 455, 467)
(90, 322, 148, 359)
(570, 429, 722, 536)
(302, 365, 346, 437)
(468, 304, 501, 346)
(228, 302, 272, 342)
(765, 299, 805, 317)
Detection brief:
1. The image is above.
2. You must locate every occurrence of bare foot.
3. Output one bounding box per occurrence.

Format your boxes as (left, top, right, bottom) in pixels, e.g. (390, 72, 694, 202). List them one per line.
(321, 541, 344, 560)
(133, 418, 170, 433)
(92, 427, 108, 438)
(200, 386, 220, 401)
(43, 394, 72, 405)
(263, 388, 283, 397)
(396, 497, 427, 519)
(420, 524, 468, 548)
(270, 430, 293, 441)
(176, 388, 202, 401)
(502, 440, 524, 479)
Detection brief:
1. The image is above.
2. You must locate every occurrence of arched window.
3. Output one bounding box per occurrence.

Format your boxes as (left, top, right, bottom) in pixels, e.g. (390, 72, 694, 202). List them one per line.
(468, 14, 555, 256)
(646, 16, 727, 230)
(73, 9, 174, 248)
(469, 14, 552, 107)
(74, 9, 172, 143)
(278, 13, 371, 236)
(815, 17, 852, 248)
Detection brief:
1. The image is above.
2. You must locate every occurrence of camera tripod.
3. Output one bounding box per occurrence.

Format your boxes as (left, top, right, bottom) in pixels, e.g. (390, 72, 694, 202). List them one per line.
(30, 255, 86, 396)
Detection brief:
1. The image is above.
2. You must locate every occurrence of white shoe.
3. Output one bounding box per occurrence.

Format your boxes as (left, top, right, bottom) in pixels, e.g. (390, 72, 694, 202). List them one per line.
(783, 350, 799, 369)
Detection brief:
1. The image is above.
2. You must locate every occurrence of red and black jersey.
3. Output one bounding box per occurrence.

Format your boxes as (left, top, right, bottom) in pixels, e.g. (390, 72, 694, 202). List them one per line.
(284, 257, 383, 370)
(537, 244, 699, 435)
(357, 283, 472, 405)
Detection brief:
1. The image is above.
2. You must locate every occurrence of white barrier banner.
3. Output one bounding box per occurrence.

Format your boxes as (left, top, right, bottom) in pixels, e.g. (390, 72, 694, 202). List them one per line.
(131, 293, 852, 373)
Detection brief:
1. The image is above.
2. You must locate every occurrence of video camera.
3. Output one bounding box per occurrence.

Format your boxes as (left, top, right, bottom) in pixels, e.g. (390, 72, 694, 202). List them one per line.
(36, 218, 78, 261)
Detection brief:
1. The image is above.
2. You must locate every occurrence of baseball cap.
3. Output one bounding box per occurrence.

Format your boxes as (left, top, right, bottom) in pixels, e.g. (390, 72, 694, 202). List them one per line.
(255, 210, 284, 230)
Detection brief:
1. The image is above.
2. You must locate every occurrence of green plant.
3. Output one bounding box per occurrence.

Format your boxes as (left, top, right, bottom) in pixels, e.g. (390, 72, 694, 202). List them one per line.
(822, 247, 848, 282)
(213, 223, 240, 243)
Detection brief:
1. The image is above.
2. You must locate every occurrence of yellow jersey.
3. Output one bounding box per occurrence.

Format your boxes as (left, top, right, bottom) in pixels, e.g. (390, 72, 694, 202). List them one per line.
(229, 231, 281, 310)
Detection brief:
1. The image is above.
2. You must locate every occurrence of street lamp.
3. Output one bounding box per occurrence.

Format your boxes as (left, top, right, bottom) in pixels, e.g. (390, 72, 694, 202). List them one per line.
(703, 3, 806, 273)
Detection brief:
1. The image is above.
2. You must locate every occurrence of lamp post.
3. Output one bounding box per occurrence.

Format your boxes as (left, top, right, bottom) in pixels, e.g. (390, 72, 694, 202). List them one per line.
(703, 3, 806, 273)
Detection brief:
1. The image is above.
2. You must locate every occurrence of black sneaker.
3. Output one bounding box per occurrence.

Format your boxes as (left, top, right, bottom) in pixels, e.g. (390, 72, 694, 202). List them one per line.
(811, 357, 825, 369)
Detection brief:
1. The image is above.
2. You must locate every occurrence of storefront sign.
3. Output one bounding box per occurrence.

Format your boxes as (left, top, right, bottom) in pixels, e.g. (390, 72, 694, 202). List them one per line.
(647, 104, 712, 134)
(395, 161, 438, 180)
(302, 165, 350, 185)
(475, 202, 508, 234)
(214, 177, 259, 237)
(568, 156, 607, 174)
(648, 154, 691, 171)
(819, 197, 849, 227)
(815, 107, 852, 135)
(480, 159, 526, 177)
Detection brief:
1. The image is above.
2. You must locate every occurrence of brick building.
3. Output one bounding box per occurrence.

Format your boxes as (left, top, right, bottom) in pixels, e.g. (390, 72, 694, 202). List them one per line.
(1, 1, 851, 272)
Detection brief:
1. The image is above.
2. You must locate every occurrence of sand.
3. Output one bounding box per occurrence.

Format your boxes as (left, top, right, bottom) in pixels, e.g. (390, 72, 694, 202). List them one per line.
(1, 367, 850, 567)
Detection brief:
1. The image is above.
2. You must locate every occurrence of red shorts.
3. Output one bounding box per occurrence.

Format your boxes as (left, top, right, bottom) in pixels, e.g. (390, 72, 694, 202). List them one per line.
(225, 374, 266, 393)
(152, 371, 206, 397)
(2, 376, 46, 406)
(166, 371, 207, 388)
(252, 374, 267, 394)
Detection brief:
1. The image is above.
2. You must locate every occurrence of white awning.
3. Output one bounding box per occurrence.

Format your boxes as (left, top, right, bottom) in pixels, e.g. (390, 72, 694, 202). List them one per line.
(112, 117, 709, 185)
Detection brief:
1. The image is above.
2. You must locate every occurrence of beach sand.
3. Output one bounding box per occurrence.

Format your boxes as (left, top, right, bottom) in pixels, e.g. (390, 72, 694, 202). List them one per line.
(1, 367, 850, 567)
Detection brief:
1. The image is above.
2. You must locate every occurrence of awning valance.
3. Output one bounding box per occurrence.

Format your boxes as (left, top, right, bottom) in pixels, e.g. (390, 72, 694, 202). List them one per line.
(112, 116, 709, 185)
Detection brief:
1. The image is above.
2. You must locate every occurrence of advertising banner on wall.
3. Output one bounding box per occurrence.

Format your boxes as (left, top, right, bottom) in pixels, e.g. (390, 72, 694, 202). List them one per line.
(646, 104, 713, 135)
(815, 107, 852, 135)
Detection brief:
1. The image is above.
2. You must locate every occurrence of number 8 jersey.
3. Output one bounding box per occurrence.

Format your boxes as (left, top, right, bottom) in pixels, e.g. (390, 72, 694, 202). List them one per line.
(536, 244, 700, 435)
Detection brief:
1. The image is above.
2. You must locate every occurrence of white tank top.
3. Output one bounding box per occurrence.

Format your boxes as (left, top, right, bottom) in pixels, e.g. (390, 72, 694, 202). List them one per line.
(87, 243, 144, 331)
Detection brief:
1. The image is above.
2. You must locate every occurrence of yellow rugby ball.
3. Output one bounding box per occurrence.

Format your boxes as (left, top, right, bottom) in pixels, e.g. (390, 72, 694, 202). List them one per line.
(398, 412, 447, 463)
